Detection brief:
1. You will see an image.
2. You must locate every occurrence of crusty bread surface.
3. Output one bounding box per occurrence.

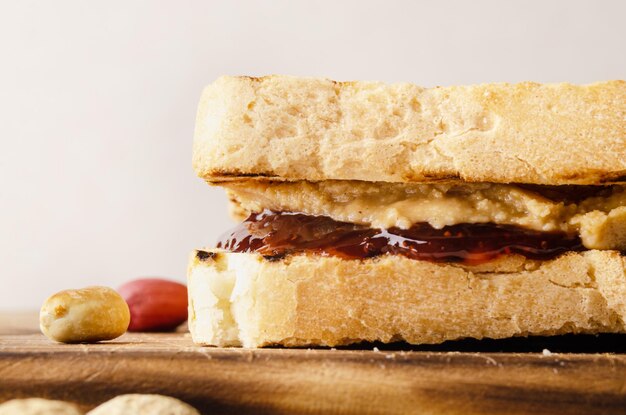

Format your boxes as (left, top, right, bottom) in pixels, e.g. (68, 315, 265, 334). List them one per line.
(187, 249, 626, 348)
(193, 76, 625, 185)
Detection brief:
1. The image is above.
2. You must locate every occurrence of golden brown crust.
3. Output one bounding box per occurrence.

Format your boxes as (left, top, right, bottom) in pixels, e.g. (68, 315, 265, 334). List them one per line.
(193, 76, 626, 185)
(188, 249, 626, 347)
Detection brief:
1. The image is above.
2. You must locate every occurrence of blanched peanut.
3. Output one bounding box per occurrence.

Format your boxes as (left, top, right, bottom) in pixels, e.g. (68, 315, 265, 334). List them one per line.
(0, 398, 83, 415)
(40, 286, 130, 343)
(87, 394, 200, 415)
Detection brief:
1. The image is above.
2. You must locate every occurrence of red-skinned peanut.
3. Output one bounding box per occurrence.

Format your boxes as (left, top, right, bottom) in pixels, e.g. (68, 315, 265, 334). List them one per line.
(118, 278, 188, 332)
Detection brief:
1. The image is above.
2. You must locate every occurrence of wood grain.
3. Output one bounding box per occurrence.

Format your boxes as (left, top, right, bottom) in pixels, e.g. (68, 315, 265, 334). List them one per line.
(2, 332, 626, 415)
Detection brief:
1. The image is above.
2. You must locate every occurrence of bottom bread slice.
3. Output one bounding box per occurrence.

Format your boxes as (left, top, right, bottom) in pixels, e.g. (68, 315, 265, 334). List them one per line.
(187, 250, 626, 348)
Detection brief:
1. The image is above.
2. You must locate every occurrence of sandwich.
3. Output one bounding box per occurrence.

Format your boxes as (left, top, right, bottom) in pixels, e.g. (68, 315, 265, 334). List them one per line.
(187, 75, 626, 348)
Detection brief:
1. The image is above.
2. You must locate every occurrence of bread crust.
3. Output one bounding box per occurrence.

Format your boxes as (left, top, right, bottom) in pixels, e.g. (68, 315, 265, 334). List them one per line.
(187, 250, 626, 348)
(193, 76, 625, 185)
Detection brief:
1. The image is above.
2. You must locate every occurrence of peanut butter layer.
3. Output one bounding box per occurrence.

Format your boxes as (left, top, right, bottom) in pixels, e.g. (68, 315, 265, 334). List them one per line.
(223, 181, 626, 251)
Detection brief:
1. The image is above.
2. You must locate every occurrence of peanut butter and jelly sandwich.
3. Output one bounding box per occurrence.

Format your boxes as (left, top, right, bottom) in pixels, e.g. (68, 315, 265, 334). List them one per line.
(188, 76, 626, 348)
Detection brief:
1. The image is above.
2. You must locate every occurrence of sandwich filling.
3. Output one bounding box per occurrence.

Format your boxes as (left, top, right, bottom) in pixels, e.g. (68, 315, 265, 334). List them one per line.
(222, 181, 626, 251)
(214, 181, 625, 264)
(216, 210, 584, 265)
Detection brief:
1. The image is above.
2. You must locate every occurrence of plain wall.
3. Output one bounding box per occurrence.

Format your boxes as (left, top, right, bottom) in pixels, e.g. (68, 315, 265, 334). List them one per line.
(1, 0, 624, 310)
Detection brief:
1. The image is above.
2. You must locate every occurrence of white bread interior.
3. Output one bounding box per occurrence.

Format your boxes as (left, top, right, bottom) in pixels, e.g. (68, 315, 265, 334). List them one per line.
(187, 250, 626, 348)
(193, 76, 625, 185)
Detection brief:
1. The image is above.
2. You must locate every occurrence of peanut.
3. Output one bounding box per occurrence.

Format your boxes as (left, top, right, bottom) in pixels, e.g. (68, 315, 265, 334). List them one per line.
(0, 398, 83, 415)
(87, 394, 199, 415)
(40, 286, 130, 343)
(118, 278, 187, 332)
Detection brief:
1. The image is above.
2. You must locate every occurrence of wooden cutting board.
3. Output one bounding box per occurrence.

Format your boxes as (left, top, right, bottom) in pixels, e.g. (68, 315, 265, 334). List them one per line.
(2, 312, 626, 415)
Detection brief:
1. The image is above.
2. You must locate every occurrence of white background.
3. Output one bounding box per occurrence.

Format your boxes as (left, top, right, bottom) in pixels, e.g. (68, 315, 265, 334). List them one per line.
(1, 0, 624, 310)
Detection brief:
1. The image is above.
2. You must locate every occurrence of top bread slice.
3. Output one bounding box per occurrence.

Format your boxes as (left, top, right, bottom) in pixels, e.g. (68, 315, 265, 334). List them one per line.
(193, 76, 625, 185)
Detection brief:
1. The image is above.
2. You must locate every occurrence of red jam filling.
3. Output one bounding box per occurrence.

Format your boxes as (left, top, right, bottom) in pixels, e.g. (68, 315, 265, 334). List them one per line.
(216, 211, 584, 264)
